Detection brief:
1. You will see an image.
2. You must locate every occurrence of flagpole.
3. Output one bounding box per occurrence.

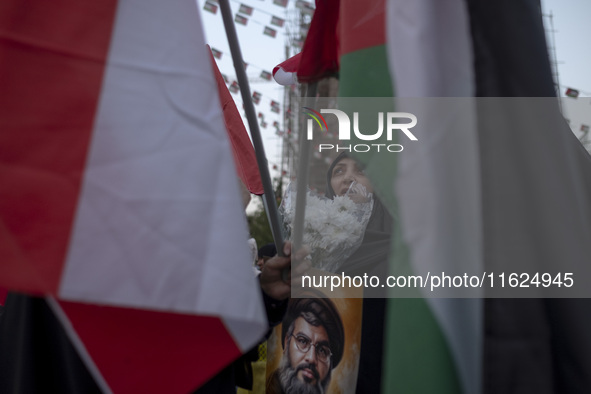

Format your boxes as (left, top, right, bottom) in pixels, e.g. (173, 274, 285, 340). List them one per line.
(291, 83, 317, 253)
(218, 0, 286, 256)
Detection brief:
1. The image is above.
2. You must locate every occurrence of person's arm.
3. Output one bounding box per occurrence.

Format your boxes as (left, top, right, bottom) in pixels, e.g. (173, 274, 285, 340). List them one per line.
(258, 242, 309, 326)
(259, 242, 291, 326)
(259, 242, 292, 301)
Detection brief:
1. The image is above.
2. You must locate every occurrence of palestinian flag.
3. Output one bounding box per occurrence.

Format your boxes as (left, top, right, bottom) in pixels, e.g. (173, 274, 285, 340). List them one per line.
(297, 0, 339, 83)
(252, 91, 262, 105)
(270, 100, 281, 114)
(295, 0, 315, 15)
(238, 3, 253, 16)
(229, 81, 240, 94)
(0, 1, 267, 393)
(235, 14, 248, 26)
(264, 26, 277, 38)
(270, 0, 338, 85)
(334, 0, 591, 393)
(566, 87, 580, 98)
(260, 70, 273, 81)
(211, 47, 223, 59)
(338, 0, 479, 392)
(271, 16, 285, 27)
(203, 1, 218, 14)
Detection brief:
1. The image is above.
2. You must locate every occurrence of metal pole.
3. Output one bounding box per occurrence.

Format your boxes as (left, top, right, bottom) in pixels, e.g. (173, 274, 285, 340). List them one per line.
(218, 0, 285, 256)
(291, 83, 317, 253)
(548, 11, 563, 112)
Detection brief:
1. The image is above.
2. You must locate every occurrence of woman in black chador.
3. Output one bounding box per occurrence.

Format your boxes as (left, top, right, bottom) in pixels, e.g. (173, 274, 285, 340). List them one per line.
(325, 152, 393, 393)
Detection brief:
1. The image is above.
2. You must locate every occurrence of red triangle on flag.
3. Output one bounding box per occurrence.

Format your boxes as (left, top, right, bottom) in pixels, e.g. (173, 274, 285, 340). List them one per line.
(58, 301, 243, 393)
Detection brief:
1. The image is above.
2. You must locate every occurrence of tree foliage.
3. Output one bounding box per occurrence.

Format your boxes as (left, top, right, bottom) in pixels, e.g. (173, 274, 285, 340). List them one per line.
(247, 177, 284, 251)
(247, 201, 275, 250)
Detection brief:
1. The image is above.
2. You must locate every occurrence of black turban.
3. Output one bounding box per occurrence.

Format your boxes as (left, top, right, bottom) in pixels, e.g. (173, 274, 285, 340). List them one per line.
(281, 296, 345, 368)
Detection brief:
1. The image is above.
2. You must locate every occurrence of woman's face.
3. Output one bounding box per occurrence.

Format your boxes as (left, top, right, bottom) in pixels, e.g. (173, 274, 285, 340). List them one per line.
(329, 157, 373, 201)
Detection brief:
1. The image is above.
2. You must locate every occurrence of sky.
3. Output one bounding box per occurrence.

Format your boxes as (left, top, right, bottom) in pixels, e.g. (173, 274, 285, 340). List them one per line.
(196, 0, 591, 200)
(541, 0, 591, 96)
(197, 0, 591, 95)
(540, 0, 591, 142)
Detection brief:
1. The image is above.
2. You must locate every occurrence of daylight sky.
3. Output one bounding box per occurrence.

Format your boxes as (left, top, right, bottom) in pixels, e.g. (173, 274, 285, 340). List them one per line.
(196, 0, 591, 191)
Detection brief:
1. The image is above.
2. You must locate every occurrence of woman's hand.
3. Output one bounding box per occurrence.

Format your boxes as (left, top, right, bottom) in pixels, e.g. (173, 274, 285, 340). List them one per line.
(346, 181, 372, 204)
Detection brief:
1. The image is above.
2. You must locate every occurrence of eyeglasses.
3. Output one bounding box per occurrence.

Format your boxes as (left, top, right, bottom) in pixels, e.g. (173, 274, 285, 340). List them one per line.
(290, 334, 332, 363)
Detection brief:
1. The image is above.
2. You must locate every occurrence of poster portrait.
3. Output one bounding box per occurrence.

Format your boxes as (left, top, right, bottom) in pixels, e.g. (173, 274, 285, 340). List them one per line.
(265, 285, 363, 394)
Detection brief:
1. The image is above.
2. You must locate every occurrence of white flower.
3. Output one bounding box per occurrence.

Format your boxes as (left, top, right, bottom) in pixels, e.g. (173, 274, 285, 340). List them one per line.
(280, 186, 373, 272)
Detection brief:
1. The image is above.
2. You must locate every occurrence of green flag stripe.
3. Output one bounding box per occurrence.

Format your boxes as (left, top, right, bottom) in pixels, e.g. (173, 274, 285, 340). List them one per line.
(338, 45, 394, 98)
(384, 235, 463, 393)
(339, 44, 463, 393)
(338, 45, 398, 216)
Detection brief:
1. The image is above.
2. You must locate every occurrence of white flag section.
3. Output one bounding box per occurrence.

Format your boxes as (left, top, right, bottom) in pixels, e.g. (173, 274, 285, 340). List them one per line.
(58, 0, 265, 340)
(386, 0, 482, 393)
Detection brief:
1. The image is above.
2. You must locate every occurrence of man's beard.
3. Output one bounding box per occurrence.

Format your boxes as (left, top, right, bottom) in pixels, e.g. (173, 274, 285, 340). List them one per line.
(278, 350, 331, 394)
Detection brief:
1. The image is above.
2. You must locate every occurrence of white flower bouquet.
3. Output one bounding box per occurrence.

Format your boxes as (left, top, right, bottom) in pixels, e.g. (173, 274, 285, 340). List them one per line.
(279, 182, 373, 272)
